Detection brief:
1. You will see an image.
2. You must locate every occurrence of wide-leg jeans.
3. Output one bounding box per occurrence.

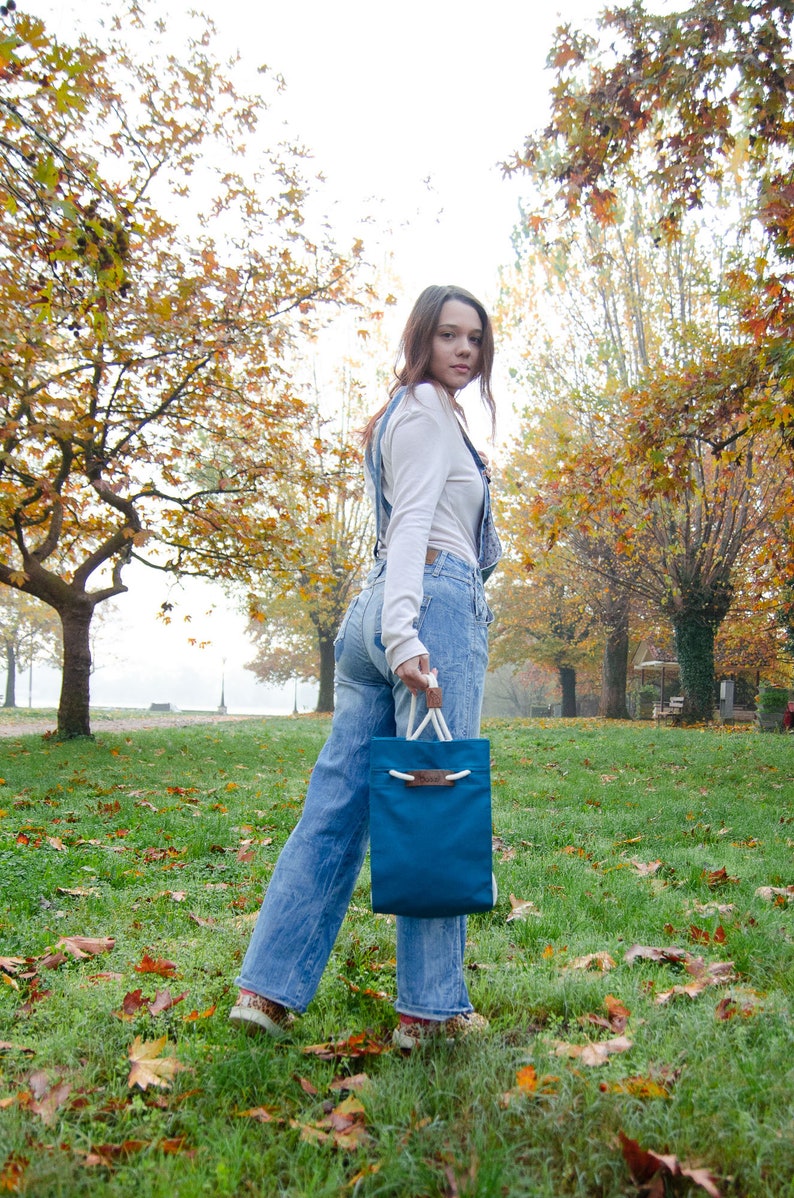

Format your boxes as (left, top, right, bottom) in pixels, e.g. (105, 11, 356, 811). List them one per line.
(234, 550, 492, 1019)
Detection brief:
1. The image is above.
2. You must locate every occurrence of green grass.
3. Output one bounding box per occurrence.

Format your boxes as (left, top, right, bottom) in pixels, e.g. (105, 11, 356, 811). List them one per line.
(0, 716, 792, 1197)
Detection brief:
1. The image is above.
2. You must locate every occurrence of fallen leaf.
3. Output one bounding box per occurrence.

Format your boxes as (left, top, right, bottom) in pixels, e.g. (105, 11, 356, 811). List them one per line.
(134, 952, 177, 978)
(182, 1003, 215, 1022)
(328, 1073, 371, 1093)
(237, 1106, 283, 1123)
(618, 1131, 721, 1197)
(301, 1033, 389, 1060)
(624, 944, 692, 966)
(754, 885, 794, 903)
(28, 1076, 72, 1125)
(507, 893, 542, 921)
(57, 887, 99, 897)
(81, 1140, 148, 1167)
(188, 913, 216, 928)
(600, 1075, 671, 1099)
(629, 859, 662, 875)
(46, 836, 66, 851)
(56, 936, 115, 959)
(149, 989, 188, 1016)
(702, 867, 738, 888)
(553, 1034, 633, 1066)
(515, 1065, 538, 1093)
(566, 951, 616, 972)
(127, 1035, 185, 1091)
(0, 1152, 28, 1192)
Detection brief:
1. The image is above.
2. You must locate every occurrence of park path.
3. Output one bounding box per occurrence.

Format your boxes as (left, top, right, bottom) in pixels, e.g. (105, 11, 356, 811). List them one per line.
(0, 712, 261, 738)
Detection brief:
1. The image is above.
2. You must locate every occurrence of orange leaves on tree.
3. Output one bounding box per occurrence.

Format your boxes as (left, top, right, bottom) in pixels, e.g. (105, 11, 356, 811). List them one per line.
(619, 1131, 722, 1197)
(127, 1036, 186, 1091)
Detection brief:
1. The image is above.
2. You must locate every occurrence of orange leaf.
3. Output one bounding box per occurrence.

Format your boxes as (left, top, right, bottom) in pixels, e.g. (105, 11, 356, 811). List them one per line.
(134, 952, 177, 978)
(515, 1065, 538, 1093)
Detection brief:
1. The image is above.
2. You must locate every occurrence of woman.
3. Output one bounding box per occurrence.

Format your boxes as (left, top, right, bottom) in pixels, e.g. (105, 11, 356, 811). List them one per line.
(230, 284, 500, 1050)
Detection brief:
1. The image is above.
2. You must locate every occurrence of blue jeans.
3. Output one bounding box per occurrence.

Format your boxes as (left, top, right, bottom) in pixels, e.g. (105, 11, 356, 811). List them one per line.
(234, 551, 492, 1019)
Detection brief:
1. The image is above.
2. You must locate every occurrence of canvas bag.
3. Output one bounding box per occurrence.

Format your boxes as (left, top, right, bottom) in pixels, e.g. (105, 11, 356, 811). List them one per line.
(369, 683, 495, 918)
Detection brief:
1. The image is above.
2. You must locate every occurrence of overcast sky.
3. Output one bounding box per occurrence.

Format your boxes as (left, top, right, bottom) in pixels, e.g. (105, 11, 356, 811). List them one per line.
(20, 0, 609, 713)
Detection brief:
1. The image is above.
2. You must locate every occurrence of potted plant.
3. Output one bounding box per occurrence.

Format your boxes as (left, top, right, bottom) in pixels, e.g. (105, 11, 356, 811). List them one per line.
(756, 685, 790, 732)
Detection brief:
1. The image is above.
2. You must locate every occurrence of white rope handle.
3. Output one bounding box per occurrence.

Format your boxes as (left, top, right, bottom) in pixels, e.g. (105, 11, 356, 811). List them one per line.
(406, 676, 452, 741)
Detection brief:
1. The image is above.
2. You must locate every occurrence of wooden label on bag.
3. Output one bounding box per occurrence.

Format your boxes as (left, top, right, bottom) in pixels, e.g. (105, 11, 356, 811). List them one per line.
(405, 769, 454, 788)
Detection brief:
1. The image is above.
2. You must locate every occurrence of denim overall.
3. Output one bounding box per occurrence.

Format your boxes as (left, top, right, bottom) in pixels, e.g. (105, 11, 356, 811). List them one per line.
(235, 391, 500, 1018)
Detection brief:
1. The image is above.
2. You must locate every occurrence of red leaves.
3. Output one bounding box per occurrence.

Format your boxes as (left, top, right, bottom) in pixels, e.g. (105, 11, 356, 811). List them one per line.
(114, 988, 187, 1020)
(134, 952, 177, 978)
(619, 1131, 722, 1197)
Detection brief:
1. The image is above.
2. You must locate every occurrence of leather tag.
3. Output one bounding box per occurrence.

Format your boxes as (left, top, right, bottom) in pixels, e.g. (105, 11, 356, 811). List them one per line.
(426, 686, 443, 708)
(405, 769, 454, 788)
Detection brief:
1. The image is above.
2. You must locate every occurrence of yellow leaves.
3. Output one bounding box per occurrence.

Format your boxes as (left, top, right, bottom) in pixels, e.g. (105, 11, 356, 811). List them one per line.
(127, 1036, 185, 1091)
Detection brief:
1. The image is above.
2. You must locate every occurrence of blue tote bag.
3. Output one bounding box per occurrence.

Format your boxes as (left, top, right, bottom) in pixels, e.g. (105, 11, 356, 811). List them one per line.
(369, 687, 495, 918)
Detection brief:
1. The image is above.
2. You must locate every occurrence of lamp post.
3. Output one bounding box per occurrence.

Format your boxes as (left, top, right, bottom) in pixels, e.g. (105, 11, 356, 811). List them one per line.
(217, 657, 227, 715)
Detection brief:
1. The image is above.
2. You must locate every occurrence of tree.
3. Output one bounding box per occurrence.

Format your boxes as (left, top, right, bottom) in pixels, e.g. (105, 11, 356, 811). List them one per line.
(488, 552, 600, 717)
(245, 399, 373, 713)
(506, 0, 794, 469)
(0, 587, 60, 707)
(0, 5, 355, 737)
(497, 174, 790, 721)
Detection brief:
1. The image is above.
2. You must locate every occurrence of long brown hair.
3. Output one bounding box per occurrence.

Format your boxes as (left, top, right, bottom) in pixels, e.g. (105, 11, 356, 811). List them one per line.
(361, 285, 496, 446)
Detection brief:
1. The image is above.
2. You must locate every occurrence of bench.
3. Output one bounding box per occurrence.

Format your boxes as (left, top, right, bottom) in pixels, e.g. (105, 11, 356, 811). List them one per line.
(653, 696, 684, 724)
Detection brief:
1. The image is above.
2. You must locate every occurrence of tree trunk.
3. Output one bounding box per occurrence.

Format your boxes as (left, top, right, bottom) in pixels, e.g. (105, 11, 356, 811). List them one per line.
(600, 594, 630, 719)
(3, 642, 16, 708)
(57, 600, 94, 738)
(673, 614, 716, 723)
(316, 634, 336, 714)
(559, 666, 577, 717)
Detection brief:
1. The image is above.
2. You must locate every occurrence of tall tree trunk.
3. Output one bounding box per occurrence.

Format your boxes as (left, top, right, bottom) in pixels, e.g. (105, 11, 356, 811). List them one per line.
(559, 666, 577, 716)
(3, 642, 16, 708)
(58, 600, 94, 738)
(600, 592, 630, 719)
(316, 634, 335, 714)
(673, 614, 716, 723)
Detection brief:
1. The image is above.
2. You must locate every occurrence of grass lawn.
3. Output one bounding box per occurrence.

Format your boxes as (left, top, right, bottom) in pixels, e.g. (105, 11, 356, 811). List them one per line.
(0, 715, 792, 1197)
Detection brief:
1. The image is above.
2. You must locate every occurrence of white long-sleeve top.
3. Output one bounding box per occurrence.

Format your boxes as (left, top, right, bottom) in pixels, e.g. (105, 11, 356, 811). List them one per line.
(366, 382, 484, 671)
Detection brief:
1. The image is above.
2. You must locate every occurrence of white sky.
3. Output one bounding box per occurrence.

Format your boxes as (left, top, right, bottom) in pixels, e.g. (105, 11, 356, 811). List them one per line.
(20, 0, 608, 713)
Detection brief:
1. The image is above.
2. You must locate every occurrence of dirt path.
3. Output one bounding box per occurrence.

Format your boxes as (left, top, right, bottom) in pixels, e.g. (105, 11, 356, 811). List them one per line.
(0, 712, 262, 738)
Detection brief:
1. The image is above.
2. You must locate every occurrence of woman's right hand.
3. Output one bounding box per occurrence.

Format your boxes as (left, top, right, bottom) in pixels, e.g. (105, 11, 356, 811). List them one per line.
(395, 655, 434, 696)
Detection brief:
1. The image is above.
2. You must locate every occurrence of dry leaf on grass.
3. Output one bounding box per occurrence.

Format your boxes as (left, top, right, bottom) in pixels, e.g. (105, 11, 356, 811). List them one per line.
(754, 885, 794, 903)
(55, 936, 115, 959)
(301, 1033, 389, 1060)
(566, 951, 616, 972)
(127, 1036, 185, 1091)
(134, 952, 177, 978)
(26, 1071, 72, 1124)
(507, 893, 542, 921)
(619, 1130, 721, 1197)
(553, 1034, 633, 1067)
